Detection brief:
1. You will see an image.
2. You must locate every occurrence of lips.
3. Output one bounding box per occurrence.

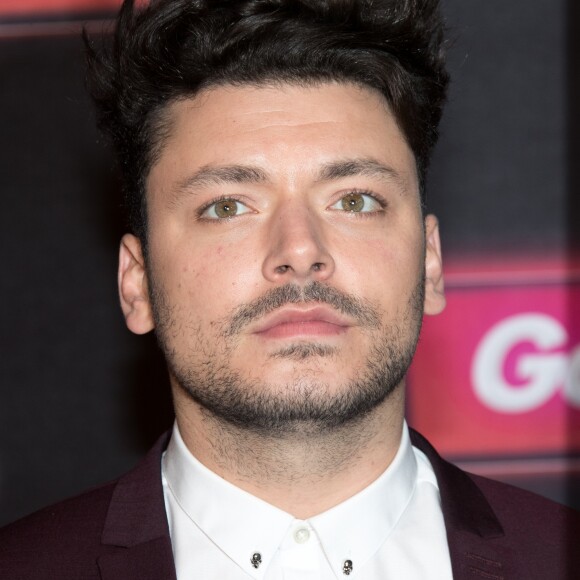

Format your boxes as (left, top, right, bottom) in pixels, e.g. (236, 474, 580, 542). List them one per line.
(252, 306, 353, 339)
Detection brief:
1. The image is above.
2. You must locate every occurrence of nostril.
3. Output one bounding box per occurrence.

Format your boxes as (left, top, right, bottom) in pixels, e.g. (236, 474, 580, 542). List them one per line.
(276, 264, 291, 274)
(312, 262, 324, 272)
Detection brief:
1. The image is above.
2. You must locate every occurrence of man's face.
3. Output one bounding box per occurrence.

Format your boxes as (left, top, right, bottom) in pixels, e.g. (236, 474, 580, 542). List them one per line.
(119, 82, 445, 433)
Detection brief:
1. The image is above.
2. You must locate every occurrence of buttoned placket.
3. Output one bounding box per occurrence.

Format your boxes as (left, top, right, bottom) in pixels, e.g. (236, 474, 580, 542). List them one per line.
(278, 522, 322, 580)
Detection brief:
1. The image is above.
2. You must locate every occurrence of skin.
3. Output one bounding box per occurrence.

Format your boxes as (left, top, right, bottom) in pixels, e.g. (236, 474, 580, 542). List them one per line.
(118, 82, 445, 518)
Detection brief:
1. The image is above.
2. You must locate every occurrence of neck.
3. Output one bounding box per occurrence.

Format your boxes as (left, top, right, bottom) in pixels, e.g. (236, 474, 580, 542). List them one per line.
(173, 386, 405, 519)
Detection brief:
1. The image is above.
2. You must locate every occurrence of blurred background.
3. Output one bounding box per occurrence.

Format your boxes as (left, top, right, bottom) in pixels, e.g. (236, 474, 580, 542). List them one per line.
(0, 0, 579, 526)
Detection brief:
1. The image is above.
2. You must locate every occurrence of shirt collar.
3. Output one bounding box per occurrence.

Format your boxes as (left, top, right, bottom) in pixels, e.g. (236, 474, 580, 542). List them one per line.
(163, 425, 294, 578)
(163, 421, 418, 578)
(309, 423, 418, 574)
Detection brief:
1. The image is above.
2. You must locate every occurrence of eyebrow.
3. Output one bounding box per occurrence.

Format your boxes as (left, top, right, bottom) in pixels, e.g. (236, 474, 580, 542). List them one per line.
(174, 164, 269, 193)
(170, 157, 408, 202)
(316, 158, 407, 190)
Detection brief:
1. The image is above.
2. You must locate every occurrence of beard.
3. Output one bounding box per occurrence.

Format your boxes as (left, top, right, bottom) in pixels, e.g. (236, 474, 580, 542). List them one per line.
(150, 278, 424, 435)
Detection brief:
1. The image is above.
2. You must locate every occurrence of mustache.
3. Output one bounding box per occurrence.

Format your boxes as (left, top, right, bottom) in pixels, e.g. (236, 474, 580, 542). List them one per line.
(226, 282, 381, 336)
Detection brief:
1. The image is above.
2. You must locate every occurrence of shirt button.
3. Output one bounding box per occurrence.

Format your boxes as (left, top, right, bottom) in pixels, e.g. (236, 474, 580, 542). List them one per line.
(294, 527, 310, 544)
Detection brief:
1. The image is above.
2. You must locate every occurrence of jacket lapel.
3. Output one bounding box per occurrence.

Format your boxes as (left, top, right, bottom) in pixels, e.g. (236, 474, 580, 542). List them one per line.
(410, 430, 511, 580)
(98, 537, 176, 580)
(97, 432, 177, 580)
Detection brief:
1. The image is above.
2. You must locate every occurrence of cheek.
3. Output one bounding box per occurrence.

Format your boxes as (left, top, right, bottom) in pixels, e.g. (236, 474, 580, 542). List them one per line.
(164, 239, 264, 312)
(338, 233, 413, 271)
(338, 234, 423, 301)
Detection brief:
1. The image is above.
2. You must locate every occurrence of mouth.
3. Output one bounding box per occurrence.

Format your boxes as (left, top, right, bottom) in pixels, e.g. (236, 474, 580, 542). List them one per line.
(252, 306, 353, 340)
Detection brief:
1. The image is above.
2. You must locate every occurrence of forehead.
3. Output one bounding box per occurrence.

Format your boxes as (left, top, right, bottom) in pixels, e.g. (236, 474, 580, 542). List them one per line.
(148, 82, 417, 193)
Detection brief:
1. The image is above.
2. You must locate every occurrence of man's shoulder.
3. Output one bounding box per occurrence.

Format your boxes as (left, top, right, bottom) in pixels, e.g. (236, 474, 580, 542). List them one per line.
(462, 470, 580, 577)
(468, 469, 580, 535)
(0, 480, 119, 579)
(0, 432, 172, 580)
(411, 428, 580, 576)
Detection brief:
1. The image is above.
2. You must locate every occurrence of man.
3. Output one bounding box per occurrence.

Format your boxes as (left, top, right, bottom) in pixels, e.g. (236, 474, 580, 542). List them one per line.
(1, 0, 578, 578)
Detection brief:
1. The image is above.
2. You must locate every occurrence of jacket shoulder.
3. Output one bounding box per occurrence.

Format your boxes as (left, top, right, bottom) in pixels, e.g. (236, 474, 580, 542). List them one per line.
(466, 472, 580, 577)
(0, 433, 172, 580)
(410, 428, 580, 577)
(469, 470, 580, 538)
(0, 481, 118, 579)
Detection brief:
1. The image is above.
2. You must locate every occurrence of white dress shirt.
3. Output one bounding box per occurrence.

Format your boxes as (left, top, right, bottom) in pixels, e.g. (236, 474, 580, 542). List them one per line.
(162, 422, 453, 579)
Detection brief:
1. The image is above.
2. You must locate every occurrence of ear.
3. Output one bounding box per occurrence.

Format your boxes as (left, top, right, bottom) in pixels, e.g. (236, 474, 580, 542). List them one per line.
(423, 214, 446, 316)
(118, 234, 155, 334)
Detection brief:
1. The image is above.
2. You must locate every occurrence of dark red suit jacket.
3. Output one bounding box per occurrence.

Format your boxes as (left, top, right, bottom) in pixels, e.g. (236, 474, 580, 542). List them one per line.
(1, 429, 579, 579)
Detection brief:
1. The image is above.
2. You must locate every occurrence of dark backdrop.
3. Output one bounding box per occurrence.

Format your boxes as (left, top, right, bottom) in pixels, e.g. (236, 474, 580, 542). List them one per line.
(1, 0, 578, 525)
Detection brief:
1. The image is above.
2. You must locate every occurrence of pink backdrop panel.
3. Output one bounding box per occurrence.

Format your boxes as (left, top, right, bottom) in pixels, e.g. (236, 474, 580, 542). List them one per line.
(0, 0, 121, 15)
(408, 255, 580, 458)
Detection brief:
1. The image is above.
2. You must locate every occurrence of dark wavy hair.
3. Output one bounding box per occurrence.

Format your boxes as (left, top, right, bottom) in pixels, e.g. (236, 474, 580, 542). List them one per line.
(85, 0, 449, 242)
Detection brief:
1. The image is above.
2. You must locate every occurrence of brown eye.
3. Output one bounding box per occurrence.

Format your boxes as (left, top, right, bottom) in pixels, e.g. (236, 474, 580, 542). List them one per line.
(214, 199, 239, 217)
(341, 193, 365, 212)
(202, 198, 252, 219)
(330, 192, 382, 213)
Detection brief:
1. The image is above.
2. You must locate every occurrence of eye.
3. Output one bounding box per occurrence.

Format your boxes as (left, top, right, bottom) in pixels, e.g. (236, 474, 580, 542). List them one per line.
(330, 191, 383, 213)
(200, 198, 252, 219)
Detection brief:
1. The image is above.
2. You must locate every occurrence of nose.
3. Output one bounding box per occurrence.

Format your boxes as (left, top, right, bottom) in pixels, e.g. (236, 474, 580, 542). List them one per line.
(262, 204, 335, 283)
